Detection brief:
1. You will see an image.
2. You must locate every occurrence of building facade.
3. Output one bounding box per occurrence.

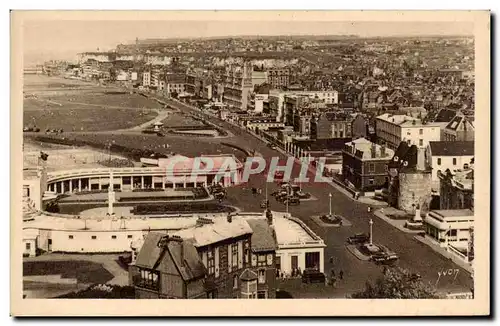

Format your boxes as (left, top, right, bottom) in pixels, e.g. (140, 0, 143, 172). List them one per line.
(267, 68, 290, 89)
(443, 113, 475, 142)
(131, 215, 278, 299)
(375, 113, 441, 150)
(342, 138, 394, 191)
(424, 209, 474, 249)
(426, 141, 474, 192)
(45, 154, 244, 195)
(439, 168, 474, 211)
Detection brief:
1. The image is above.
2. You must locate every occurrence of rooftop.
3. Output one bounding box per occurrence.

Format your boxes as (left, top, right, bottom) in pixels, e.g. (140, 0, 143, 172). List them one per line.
(246, 219, 277, 252)
(429, 141, 474, 157)
(431, 209, 474, 217)
(344, 137, 394, 161)
(174, 218, 253, 248)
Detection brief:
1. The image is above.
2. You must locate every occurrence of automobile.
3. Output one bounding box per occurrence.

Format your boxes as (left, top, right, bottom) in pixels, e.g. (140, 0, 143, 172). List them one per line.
(270, 191, 280, 197)
(267, 143, 277, 150)
(296, 191, 309, 199)
(156, 131, 165, 137)
(260, 199, 269, 209)
(347, 233, 370, 244)
(283, 197, 300, 205)
(372, 253, 399, 265)
(301, 269, 326, 284)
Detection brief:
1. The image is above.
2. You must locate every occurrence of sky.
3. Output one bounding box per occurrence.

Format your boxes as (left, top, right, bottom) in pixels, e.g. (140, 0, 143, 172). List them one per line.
(22, 20, 474, 64)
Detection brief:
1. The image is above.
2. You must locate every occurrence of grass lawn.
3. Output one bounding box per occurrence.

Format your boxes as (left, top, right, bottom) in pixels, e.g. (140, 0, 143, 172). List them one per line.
(50, 93, 164, 109)
(160, 112, 206, 128)
(23, 260, 114, 284)
(24, 108, 158, 131)
(57, 133, 246, 159)
(24, 93, 163, 111)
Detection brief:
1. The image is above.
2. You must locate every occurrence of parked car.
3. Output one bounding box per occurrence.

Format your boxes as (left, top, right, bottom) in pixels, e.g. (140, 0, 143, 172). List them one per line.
(372, 253, 399, 265)
(302, 269, 326, 284)
(268, 143, 277, 150)
(347, 233, 370, 244)
(283, 197, 300, 205)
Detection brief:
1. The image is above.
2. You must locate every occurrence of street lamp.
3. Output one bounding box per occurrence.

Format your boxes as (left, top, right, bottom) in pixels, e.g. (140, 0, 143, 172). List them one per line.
(369, 219, 374, 245)
(328, 193, 332, 217)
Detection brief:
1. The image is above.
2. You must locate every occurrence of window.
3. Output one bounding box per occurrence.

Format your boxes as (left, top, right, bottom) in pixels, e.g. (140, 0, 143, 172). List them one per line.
(368, 163, 375, 173)
(275, 256, 281, 271)
(464, 163, 469, 169)
(136, 268, 160, 290)
(449, 229, 457, 237)
(127, 235, 133, 239)
(369, 178, 375, 185)
(91, 236, 97, 240)
(207, 249, 215, 275)
(232, 243, 238, 268)
(111, 235, 117, 239)
(453, 158, 457, 165)
(244, 242, 250, 264)
(258, 269, 266, 284)
(257, 254, 267, 267)
(26, 243, 31, 250)
(233, 275, 238, 289)
(68, 235, 74, 239)
(419, 129, 423, 135)
(419, 139, 423, 147)
(437, 158, 442, 166)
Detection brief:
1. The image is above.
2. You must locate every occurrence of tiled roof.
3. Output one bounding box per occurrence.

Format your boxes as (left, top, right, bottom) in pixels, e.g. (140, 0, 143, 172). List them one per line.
(135, 232, 165, 269)
(429, 141, 474, 156)
(388, 142, 418, 171)
(240, 268, 258, 281)
(246, 219, 277, 253)
(173, 238, 207, 281)
(434, 108, 458, 122)
(135, 232, 206, 281)
(174, 218, 253, 248)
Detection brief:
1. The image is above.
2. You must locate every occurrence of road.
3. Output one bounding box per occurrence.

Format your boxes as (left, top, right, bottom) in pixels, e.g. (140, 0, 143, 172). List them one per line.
(165, 98, 474, 297)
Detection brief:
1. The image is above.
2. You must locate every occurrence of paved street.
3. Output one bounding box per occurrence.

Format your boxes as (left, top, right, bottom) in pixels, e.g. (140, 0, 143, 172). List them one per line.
(167, 99, 474, 297)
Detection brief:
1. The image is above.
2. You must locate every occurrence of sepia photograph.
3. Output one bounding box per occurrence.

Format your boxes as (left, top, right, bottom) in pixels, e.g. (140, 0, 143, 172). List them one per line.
(10, 10, 490, 316)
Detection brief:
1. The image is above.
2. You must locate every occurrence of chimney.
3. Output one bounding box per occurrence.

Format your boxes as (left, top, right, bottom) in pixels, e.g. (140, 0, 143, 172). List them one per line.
(370, 142, 377, 158)
(380, 144, 386, 157)
(196, 217, 214, 226)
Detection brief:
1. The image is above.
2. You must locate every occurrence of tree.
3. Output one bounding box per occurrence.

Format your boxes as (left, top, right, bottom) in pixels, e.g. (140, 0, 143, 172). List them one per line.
(351, 267, 440, 299)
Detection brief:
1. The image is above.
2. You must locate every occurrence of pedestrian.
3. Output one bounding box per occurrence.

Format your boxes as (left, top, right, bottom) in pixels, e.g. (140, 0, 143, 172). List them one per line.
(330, 268, 335, 278)
(339, 270, 344, 280)
(329, 256, 334, 264)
